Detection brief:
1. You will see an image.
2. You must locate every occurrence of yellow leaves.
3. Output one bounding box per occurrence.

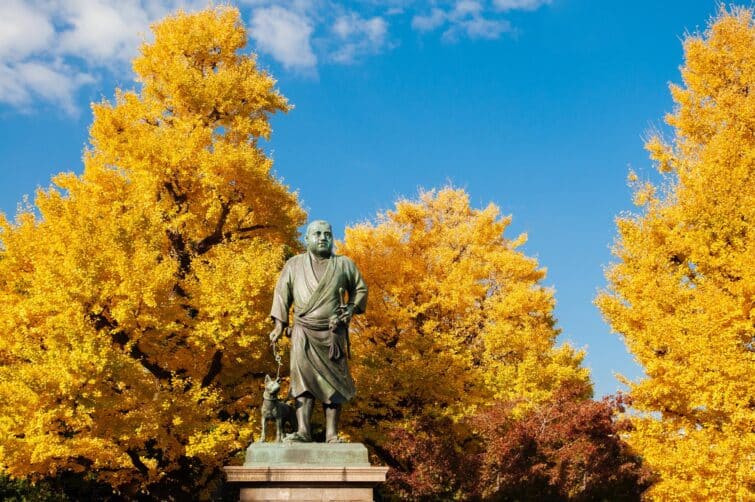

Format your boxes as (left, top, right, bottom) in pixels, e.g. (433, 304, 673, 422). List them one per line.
(190, 240, 283, 350)
(644, 136, 677, 174)
(341, 187, 589, 440)
(184, 422, 247, 463)
(630, 418, 753, 501)
(598, 7, 755, 499)
(631, 181, 657, 207)
(133, 6, 288, 141)
(0, 5, 304, 493)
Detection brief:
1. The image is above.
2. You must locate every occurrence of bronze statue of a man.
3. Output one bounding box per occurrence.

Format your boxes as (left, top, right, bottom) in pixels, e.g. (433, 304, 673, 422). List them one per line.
(269, 220, 367, 443)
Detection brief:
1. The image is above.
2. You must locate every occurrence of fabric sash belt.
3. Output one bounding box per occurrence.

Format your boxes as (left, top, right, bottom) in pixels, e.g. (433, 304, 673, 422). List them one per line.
(294, 314, 349, 361)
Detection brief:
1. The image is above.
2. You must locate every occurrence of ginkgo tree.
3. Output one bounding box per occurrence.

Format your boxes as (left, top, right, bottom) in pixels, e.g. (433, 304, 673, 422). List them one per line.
(0, 6, 304, 497)
(597, 7, 755, 500)
(340, 188, 590, 444)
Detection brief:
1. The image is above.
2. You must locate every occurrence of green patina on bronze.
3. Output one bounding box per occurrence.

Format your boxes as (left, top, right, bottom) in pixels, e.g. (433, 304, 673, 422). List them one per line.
(268, 220, 368, 443)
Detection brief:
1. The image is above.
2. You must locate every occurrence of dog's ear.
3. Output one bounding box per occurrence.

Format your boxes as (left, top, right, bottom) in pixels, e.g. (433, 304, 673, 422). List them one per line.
(265, 374, 271, 383)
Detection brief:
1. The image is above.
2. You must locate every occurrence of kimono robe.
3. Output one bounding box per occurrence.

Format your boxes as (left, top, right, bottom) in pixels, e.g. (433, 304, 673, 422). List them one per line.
(270, 252, 368, 404)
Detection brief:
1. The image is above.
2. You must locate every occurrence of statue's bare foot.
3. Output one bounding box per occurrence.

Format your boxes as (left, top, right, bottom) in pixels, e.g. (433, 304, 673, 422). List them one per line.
(326, 436, 347, 444)
(283, 432, 312, 443)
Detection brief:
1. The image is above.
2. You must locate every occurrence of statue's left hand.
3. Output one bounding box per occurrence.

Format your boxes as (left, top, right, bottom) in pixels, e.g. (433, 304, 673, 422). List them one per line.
(338, 304, 356, 325)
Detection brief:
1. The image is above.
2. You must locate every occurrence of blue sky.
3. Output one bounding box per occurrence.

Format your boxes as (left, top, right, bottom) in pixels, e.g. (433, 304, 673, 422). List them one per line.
(0, 0, 723, 397)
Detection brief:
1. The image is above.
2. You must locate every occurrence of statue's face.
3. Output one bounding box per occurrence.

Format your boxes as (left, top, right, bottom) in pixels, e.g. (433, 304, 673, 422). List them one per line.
(305, 221, 333, 257)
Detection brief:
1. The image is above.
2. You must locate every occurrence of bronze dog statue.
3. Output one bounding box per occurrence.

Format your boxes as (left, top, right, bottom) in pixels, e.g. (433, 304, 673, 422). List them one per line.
(258, 375, 296, 443)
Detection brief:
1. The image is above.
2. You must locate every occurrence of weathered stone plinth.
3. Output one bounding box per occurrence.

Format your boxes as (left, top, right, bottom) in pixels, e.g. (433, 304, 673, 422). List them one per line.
(224, 443, 388, 501)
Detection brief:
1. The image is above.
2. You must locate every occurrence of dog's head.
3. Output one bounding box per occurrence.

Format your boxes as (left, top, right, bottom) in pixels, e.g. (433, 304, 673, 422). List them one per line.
(264, 374, 281, 396)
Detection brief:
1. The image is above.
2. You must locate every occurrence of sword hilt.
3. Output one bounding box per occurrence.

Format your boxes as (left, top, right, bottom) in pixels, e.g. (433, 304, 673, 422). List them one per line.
(338, 287, 347, 312)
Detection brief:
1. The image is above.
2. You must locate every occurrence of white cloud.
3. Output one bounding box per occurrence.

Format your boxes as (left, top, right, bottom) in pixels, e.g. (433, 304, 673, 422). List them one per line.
(0, 64, 34, 108)
(453, 0, 483, 17)
(493, 0, 552, 12)
(56, 0, 151, 65)
(458, 16, 511, 39)
(53, 0, 206, 64)
(412, 8, 446, 32)
(330, 13, 388, 63)
(0, 61, 94, 115)
(412, 0, 546, 41)
(0, 0, 55, 63)
(15, 61, 95, 114)
(246, 2, 390, 67)
(0, 0, 553, 113)
(0, 0, 203, 115)
(249, 6, 317, 69)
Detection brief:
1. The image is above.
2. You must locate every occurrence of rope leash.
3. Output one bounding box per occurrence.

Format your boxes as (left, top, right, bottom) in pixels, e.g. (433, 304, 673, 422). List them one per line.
(271, 338, 283, 380)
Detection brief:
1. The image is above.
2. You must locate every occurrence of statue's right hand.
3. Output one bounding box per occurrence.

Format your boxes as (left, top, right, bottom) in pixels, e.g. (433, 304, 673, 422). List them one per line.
(269, 327, 283, 343)
(269, 320, 284, 343)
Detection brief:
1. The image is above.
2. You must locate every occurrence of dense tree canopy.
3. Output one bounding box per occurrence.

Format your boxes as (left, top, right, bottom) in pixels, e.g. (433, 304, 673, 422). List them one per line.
(0, 3, 691, 500)
(471, 381, 653, 501)
(378, 381, 653, 501)
(0, 7, 304, 497)
(340, 188, 590, 443)
(597, 7, 755, 500)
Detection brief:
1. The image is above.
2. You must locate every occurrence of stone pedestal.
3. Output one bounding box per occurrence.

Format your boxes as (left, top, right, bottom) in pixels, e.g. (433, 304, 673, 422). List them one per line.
(224, 443, 388, 501)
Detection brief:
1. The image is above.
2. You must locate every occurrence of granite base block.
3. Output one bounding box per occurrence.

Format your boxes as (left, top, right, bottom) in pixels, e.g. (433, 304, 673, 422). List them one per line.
(244, 442, 371, 467)
(224, 443, 388, 502)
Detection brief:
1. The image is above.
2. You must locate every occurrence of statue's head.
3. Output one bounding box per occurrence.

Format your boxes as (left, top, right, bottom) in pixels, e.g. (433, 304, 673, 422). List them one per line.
(305, 220, 333, 258)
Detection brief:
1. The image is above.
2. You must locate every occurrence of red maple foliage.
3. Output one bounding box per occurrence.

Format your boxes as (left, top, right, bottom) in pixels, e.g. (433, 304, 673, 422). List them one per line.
(472, 381, 654, 501)
(374, 381, 654, 501)
(370, 415, 476, 500)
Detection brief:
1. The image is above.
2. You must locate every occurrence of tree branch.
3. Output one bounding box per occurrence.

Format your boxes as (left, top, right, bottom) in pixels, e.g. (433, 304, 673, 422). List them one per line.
(166, 230, 191, 276)
(237, 224, 270, 233)
(163, 181, 187, 208)
(194, 202, 232, 255)
(126, 449, 149, 476)
(89, 310, 173, 382)
(201, 350, 223, 388)
(129, 342, 173, 381)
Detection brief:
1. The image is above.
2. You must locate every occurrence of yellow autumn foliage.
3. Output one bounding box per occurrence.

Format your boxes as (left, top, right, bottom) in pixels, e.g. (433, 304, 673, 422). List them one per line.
(340, 188, 590, 441)
(0, 6, 305, 495)
(597, 7, 755, 500)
